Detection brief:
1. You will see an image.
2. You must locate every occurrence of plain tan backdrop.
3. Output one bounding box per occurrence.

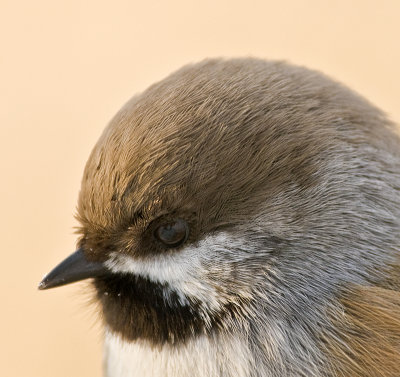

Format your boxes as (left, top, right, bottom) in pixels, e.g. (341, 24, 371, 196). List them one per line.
(1, 0, 399, 376)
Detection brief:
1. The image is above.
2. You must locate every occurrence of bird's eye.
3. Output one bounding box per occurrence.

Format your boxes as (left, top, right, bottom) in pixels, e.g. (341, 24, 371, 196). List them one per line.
(154, 219, 189, 248)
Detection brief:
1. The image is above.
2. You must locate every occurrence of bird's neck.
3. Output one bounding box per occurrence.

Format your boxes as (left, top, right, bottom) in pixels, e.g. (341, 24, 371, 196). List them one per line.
(103, 329, 252, 377)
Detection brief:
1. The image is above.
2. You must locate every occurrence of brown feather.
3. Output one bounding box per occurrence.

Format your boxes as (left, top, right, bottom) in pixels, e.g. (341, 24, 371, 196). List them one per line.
(326, 286, 400, 377)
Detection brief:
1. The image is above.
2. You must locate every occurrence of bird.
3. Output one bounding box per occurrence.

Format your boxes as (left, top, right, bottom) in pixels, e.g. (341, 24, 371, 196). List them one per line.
(39, 58, 400, 377)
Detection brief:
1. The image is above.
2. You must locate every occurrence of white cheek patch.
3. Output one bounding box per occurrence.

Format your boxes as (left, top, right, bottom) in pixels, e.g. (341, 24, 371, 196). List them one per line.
(103, 233, 232, 312)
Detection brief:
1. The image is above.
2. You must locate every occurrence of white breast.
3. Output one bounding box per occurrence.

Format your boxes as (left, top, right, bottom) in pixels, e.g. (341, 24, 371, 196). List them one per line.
(103, 330, 252, 377)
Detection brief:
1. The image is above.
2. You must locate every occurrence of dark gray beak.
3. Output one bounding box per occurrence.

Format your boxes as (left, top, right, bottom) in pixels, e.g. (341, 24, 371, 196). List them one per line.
(38, 248, 108, 290)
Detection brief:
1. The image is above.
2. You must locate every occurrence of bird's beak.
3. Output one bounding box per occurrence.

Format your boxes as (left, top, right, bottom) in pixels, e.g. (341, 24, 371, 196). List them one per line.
(38, 248, 108, 290)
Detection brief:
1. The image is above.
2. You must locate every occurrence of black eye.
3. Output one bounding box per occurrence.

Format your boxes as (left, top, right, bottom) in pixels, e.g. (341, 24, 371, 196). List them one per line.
(154, 219, 189, 248)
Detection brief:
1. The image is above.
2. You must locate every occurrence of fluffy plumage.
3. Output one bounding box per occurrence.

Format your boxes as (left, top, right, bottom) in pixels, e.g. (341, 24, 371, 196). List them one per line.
(73, 58, 400, 376)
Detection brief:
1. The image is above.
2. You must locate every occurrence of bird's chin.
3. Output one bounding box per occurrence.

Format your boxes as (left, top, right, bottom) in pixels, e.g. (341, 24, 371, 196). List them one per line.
(93, 272, 221, 346)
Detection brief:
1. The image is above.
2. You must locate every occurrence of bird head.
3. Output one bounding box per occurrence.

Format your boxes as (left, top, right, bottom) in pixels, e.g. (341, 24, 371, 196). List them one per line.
(40, 59, 400, 373)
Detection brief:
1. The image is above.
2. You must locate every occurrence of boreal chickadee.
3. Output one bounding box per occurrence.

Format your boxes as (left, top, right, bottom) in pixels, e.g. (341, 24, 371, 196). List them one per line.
(39, 58, 400, 377)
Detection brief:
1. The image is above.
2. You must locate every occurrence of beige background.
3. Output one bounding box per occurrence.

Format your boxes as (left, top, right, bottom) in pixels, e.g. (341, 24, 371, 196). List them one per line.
(1, 0, 399, 376)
